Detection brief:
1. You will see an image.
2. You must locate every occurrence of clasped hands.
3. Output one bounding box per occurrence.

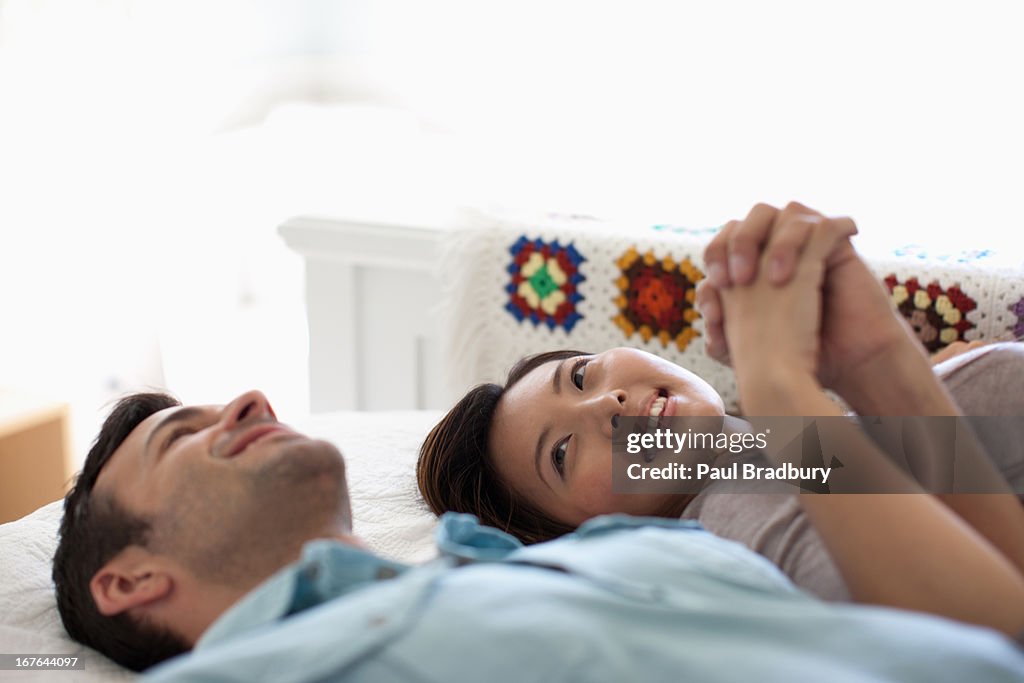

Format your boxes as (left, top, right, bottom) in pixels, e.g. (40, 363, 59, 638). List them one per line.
(695, 202, 919, 414)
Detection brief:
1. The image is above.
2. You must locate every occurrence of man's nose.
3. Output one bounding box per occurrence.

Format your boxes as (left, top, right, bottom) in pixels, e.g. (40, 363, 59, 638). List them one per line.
(223, 390, 276, 428)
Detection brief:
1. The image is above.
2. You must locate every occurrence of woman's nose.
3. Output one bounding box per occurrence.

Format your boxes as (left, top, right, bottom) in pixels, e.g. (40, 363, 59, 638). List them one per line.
(590, 390, 626, 439)
(224, 390, 276, 428)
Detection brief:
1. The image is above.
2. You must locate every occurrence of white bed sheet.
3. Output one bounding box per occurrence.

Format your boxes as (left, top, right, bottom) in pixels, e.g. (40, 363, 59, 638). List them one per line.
(0, 410, 442, 682)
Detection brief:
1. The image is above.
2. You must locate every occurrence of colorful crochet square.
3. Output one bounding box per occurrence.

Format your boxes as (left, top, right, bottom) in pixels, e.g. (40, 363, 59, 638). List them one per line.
(1009, 297, 1024, 339)
(613, 247, 704, 351)
(505, 236, 586, 332)
(883, 275, 977, 351)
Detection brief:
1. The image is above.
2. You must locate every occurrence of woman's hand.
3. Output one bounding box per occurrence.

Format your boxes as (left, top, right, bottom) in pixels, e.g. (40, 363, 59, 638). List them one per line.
(698, 202, 926, 407)
(713, 206, 856, 414)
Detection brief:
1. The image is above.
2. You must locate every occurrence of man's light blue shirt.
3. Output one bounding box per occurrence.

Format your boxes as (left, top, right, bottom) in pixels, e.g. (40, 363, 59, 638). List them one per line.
(145, 514, 1024, 682)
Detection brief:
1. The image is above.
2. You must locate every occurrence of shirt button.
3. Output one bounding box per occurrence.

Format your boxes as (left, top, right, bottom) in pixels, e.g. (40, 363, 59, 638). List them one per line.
(369, 615, 389, 627)
(376, 566, 398, 580)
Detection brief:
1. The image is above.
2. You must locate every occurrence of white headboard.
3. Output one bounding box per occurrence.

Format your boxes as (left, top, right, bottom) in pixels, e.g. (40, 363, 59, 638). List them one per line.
(278, 215, 452, 412)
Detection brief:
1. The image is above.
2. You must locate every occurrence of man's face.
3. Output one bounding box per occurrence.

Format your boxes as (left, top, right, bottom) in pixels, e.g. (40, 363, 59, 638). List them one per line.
(94, 390, 352, 588)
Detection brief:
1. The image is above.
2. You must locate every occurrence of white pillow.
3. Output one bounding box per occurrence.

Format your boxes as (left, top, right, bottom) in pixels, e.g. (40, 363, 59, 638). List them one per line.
(0, 499, 137, 682)
(0, 410, 442, 680)
(296, 410, 442, 563)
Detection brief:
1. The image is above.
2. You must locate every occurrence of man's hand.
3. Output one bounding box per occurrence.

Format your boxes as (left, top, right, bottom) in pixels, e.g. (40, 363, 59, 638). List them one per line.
(697, 202, 915, 396)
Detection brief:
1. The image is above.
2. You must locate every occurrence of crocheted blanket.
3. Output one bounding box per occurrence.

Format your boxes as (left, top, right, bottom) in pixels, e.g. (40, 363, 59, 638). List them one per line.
(440, 209, 1024, 411)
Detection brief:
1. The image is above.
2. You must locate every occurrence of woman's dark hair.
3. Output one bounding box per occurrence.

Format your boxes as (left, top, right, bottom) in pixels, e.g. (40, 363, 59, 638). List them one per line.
(52, 392, 191, 672)
(418, 350, 589, 545)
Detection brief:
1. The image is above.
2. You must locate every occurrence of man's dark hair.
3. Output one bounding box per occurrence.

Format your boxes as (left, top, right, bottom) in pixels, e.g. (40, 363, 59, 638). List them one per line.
(417, 350, 586, 545)
(52, 392, 191, 671)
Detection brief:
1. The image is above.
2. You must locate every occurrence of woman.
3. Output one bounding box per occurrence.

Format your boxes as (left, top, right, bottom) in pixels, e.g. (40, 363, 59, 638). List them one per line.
(418, 202, 1024, 635)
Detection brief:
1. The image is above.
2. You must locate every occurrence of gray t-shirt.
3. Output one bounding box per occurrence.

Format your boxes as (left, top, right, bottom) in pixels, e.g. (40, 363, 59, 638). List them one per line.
(681, 342, 1024, 602)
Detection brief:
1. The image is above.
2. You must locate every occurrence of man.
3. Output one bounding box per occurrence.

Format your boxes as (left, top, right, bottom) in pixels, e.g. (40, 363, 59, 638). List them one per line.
(53, 204, 1024, 681)
(52, 390, 357, 670)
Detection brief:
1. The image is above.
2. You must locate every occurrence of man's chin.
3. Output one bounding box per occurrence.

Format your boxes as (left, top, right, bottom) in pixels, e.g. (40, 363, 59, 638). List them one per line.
(257, 437, 349, 499)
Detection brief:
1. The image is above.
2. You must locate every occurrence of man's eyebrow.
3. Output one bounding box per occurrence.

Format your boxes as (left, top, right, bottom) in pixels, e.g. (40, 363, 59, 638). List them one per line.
(145, 406, 207, 457)
(534, 425, 552, 492)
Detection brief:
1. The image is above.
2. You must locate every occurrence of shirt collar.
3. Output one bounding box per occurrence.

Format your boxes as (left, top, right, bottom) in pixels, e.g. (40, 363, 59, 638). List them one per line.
(433, 512, 523, 562)
(197, 539, 409, 650)
(197, 512, 693, 651)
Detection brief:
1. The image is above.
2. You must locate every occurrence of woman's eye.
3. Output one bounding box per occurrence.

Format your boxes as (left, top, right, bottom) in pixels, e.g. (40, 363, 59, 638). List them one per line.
(551, 436, 570, 477)
(571, 359, 588, 390)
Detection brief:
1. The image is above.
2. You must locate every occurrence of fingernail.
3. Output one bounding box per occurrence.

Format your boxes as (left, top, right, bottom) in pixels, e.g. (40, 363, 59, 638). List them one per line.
(769, 256, 786, 283)
(707, 262, 728, 287)
(729, 254, 750, 283)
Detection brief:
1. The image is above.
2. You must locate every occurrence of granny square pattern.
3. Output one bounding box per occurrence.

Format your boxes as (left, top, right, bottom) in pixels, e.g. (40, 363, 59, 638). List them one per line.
(505, 236, 586, 332)
(1009, 297, 1024, 339)
(613, 246, 704, 351)
(442, 207, 1021, 414)
(883, 275, 978, 351)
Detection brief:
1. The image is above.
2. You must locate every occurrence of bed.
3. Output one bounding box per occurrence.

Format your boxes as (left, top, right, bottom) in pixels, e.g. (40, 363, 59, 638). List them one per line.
(2, 206, 1022, 679)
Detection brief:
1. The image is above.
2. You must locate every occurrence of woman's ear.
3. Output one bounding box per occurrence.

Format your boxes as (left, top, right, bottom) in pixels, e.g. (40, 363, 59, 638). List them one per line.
(90, 546, 174, 617)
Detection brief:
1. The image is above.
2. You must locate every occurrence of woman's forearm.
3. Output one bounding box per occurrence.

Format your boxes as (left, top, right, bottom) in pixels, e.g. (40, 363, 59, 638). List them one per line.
(831, 336, 1024, 577)
(740, 371, 1024, 635)
(832, 329, 959, 416)
(800, 490, 1024, 635)
(715, 204, 1024, 634)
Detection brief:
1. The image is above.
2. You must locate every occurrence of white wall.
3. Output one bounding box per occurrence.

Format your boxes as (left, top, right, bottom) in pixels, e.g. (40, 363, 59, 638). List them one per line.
(342, 0, 1024, 251)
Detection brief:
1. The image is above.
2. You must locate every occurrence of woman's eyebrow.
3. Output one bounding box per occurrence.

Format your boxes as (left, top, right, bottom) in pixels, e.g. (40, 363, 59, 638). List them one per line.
(533, 358, 572, 490)
(534, 425, 553, 492)
(552, 358, 569, 394)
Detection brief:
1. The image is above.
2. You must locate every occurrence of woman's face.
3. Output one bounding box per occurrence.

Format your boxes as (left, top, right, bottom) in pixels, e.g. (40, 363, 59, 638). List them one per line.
(490, 347, 725, 526)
